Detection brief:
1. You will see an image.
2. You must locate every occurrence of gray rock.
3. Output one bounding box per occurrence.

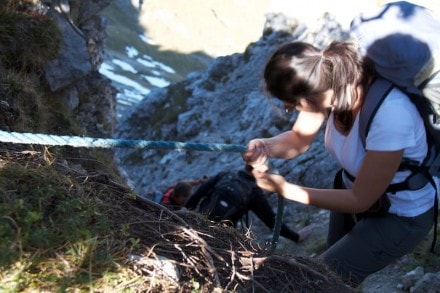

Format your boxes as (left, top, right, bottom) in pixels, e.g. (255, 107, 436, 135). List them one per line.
(115, 13, 347, 194)
(410, 271, 440, 293)
(44, 11, 92, 92)
(401, 266, 424, 291)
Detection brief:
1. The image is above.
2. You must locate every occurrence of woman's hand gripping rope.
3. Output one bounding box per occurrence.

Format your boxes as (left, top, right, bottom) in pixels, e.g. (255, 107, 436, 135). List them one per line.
(243, 139, 286, 196)
(242, 139, 271, 167)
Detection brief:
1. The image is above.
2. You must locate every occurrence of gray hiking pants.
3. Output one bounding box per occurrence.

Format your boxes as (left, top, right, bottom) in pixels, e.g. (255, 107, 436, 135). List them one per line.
(321, 207, 434, 287)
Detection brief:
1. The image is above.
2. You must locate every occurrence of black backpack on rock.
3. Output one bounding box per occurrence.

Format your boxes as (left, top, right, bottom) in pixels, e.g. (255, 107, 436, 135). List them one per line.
(198, 171, 253, 225)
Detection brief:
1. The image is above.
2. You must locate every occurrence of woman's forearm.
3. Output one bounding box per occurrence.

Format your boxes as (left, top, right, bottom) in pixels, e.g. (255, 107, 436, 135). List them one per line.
(265, 111, 325, 159)
(280, 182, 366, 213)
(264, 131, 310, 159)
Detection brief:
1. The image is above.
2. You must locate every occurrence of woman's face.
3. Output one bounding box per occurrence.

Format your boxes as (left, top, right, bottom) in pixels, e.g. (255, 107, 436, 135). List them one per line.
(284, 89, 334, 113)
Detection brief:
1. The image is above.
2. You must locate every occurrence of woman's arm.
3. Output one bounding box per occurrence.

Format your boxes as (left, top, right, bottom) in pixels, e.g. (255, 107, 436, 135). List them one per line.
(253, 149, 404, 213)
(243, 110, 327, 164)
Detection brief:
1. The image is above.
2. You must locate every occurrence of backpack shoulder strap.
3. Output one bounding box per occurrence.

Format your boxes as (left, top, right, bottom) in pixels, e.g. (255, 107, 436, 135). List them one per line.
(360, 79, 439, 252)
(359, 78, 395, 148)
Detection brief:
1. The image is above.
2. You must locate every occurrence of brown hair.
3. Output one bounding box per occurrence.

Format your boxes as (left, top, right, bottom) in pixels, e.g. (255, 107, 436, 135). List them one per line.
(172, 182, 193, 199)
(264, 41, 376, 132)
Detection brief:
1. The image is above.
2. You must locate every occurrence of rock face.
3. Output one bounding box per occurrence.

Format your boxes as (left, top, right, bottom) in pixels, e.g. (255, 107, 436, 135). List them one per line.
(42, 0, 117, 137)
(115, 14, 348, 194)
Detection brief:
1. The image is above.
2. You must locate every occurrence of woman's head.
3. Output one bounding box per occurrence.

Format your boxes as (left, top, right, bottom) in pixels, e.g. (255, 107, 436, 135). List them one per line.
(264, 42, 330, 112)
(264, 41, 375, 117)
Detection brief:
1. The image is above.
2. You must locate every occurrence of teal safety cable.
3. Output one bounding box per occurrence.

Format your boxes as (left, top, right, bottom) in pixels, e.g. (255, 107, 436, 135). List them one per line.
(269, 194, 285, 255)
(0, 131, 247, 153)
(266, 162, 284, 255)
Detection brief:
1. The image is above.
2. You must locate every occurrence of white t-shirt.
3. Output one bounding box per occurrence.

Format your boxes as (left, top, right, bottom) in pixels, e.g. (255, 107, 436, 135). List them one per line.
(325, 87, 437, 217)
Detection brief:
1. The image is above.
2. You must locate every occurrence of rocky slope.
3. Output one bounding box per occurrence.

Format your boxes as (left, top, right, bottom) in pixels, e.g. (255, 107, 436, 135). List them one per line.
(114, 9, 440, 293)
(0, 1, 354, 292)
(115, 14, 345, 195)
(1, 0, 438, 291)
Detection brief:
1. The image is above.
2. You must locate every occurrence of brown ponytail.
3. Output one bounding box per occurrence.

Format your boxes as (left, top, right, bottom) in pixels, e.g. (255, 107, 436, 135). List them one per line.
(263, 41, 376, 132)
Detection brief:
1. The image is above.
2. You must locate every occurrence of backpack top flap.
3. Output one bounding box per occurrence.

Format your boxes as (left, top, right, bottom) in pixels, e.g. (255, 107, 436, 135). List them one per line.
(350, 1, 440, 94)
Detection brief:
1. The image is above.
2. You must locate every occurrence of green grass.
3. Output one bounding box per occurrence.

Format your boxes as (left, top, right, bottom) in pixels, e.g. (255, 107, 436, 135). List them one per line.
(0, 7, 69, 134)
(0, 9, 60, 72)
(0, 6, 144, 290)
(0, 149, 142, 292)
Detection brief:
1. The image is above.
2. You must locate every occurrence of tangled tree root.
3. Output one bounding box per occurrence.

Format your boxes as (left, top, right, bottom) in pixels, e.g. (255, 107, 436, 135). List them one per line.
(126, 195, 354, 292)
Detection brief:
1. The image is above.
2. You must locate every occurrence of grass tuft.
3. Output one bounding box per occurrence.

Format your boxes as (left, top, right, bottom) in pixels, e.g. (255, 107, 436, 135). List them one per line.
(0, 8, 60, 72)
(0, 147, 141, 292)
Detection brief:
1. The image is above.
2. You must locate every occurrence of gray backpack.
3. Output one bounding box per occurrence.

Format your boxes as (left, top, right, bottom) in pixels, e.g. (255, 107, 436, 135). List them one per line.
(350, 1, 440, 251)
